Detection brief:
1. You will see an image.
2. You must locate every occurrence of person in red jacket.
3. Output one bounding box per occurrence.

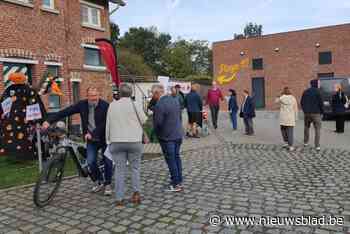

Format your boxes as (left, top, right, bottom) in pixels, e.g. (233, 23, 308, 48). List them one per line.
(206, 81, 224, 129)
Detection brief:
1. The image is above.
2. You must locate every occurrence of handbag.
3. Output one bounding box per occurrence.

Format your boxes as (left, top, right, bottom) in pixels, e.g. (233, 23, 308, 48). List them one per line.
(131, 100, 150, 144)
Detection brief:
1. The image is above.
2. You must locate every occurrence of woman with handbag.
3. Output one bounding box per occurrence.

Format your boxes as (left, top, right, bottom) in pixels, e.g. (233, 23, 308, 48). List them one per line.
(106, 83, 148, 208)
(275, 87, 298, 151)
(331, 84, 347, 133)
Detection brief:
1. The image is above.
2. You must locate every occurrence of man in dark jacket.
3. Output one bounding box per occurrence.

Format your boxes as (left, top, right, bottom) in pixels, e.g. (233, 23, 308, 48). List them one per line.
(240, 90, 255, 135)
(185, 83, 203, 138)
(152, 84, 184, 192)
(300, 79, 324, 150)
(42, 87, 113, 195)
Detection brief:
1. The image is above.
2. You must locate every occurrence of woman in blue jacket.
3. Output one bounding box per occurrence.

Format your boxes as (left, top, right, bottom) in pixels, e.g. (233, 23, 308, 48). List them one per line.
(228, 89, 239, 130)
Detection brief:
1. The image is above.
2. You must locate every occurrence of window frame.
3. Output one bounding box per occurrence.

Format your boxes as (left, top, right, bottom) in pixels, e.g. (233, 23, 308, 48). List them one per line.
(48, 94, 61, 112)
(252, 58, 264, 70)
(80, 2, 102, 28)
(81, 44, 106, 70)
(1, 0, 34, 8)
(319, 51, 332, 65)
(72, 81, 81, 104)
(42, 0, 54, 9)
(47, 65, 59, 77)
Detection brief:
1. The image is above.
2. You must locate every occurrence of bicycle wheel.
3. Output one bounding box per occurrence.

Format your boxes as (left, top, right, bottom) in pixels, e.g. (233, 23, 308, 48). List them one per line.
(33, 153, 66, 208)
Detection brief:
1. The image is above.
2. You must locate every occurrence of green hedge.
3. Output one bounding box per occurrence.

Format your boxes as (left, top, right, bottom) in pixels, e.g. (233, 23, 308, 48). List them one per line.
(182, 74, 213, 85)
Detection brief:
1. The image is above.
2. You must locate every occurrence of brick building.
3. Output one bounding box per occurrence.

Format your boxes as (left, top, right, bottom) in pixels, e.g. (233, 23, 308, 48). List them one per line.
(213, 23, 350, 110)
(0, 0, 116, 120)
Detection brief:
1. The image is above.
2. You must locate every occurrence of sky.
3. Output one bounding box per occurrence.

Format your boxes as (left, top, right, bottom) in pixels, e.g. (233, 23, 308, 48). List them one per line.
(110, 0, 350, 44)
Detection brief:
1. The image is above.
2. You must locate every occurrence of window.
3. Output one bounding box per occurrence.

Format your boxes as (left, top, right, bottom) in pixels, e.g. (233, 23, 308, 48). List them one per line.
(48, 95, 60, 112)
(47, 65, 59, 77)
(42, 0, 54, 9)
(46, 65, 60, 112)
(80, 4, 101, 27)
(318, 73, 334, 78)
(319, 51, 332, 65)
(72, 82, 80, 104)
(84, 48, 104, 67)
(252, 58, 263, 70)
(3, 63, 32, 86)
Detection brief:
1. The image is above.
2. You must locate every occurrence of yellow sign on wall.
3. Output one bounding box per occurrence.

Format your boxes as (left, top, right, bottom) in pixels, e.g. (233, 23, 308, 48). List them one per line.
(216, 58, 249, 85)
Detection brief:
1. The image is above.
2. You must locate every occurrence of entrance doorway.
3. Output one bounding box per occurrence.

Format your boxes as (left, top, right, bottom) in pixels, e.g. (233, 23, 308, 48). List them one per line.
(252, 77, 265, 109)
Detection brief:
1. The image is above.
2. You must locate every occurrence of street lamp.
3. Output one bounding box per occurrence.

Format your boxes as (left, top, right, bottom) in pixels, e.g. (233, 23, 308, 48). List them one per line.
(109, 0, 126, 16)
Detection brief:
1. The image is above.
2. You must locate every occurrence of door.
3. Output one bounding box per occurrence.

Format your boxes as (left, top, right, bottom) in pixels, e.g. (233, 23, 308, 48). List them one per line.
(252, 77, 265, 109)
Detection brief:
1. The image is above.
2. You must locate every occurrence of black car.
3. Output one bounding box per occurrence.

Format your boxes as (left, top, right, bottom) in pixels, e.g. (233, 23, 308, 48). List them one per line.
(319, 77, 350, 118)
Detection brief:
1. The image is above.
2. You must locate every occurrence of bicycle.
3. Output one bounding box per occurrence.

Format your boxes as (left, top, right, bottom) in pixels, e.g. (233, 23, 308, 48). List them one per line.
(33, 122, 106, 208)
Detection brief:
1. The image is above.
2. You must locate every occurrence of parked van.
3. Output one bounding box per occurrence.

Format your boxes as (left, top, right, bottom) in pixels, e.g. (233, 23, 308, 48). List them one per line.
(319, 77, 350, 118)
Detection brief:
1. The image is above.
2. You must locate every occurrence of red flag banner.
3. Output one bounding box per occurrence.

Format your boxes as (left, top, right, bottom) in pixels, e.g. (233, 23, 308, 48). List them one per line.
(95, 38, 120, 87)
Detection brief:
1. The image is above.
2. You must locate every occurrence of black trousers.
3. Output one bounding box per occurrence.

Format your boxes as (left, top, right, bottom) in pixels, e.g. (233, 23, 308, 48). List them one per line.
(209, 104, 220, 128)
(335, 114, 345, 133)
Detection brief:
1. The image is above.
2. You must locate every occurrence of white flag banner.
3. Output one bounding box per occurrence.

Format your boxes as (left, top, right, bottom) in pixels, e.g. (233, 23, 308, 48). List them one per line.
(26, 103, 42, 121)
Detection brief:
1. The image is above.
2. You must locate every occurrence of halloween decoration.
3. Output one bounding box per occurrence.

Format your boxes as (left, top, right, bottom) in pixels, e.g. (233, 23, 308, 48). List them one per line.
(0, 73, 46, 160)
(38, 72, 63, 96)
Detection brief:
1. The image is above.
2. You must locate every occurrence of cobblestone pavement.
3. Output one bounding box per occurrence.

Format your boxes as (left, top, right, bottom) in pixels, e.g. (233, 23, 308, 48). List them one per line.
(1, 114, 350, 234)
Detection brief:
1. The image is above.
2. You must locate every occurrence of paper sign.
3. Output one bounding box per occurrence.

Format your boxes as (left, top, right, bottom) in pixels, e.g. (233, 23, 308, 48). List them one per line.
(26, 103, 42, 121)
(169, 81, 192, 94)
(157, 76, 170, 90)
(1, 97, 12, 115)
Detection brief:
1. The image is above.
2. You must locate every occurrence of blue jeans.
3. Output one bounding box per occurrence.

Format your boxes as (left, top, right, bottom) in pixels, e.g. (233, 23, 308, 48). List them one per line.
(230, 111, 237, 130)
(86, 142, 113, 185)
(159, 139, 183, 186)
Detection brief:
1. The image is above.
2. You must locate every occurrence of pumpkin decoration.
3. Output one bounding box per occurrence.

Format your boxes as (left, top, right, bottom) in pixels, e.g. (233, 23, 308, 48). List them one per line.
(8, 72, 27, 85)
(0, 73, 46, 160)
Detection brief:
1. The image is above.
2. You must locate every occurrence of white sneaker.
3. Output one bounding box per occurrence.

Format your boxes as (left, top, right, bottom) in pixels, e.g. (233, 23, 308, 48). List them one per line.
(104, 185, 112, 196)
(304, 143, 309, 147)
(289, 147, 295, 151)
(165, 185, 182, 192)
(316, 147, 321, 151)
(91, 183, 104, 193)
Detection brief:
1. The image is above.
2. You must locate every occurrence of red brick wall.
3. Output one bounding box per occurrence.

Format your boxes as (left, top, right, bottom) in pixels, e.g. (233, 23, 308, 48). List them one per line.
(0, 0, 112, 112)
(213, 24, 350, 110)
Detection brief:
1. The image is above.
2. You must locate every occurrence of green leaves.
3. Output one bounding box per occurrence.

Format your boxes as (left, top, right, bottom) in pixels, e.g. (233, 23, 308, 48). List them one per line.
(113, 26, 213, 80)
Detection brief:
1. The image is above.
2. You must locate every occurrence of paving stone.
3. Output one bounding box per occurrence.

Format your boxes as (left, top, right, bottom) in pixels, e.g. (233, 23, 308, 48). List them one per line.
(66, 229, 83, 234)
(111, 225, 127, 233)
(1, 123, 350, 234)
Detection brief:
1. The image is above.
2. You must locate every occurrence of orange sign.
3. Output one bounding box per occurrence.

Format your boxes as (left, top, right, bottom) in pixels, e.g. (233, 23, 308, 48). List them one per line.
(216, 58, 249, 85)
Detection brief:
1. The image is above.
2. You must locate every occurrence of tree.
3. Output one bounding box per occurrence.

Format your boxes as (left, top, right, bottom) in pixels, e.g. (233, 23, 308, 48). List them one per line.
(234, 33, 245, 40)
(162, 42, 192, 79)
(116, 47, 154, 77)
(110, 22, 120, 44)
(243, 22, 263, 38)
(119, 27, 171, 75)
(191, 40, 212, 76)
